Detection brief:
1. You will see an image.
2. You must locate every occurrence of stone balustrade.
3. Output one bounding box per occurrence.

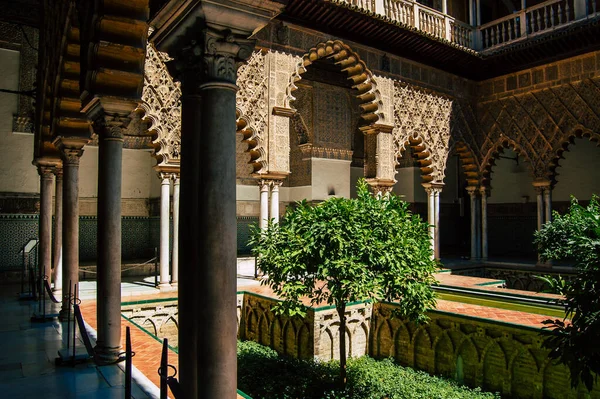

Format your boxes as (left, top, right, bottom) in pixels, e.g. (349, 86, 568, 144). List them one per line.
(335, 0, 597, 50)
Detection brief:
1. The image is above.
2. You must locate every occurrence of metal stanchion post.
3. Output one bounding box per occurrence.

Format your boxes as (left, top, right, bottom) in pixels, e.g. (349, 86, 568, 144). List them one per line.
(72, 283, 77, 366)
(125, 327, 132, 399)
(160, 338, 168, 399)
(66, 281, 72, 350)
(154, 247, 158, 287)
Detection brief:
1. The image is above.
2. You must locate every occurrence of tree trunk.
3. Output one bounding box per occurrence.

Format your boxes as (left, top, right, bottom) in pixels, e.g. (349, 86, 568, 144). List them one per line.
(337, 302, 347, 389)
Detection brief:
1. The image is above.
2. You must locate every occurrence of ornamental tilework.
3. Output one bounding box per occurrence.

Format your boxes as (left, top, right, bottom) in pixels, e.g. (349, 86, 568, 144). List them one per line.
(0, 215, 39, 271)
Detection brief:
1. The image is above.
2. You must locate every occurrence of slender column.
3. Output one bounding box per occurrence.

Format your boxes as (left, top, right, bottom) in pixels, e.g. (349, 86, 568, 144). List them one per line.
(442, 0, 448, 14)
(52, 167, 63, 293)
(259, 180, 270, 229)
(37, 165, 54, 287)
(433, 186, 441, 260)
(158, 173, 172, 290)
(173, 28, 254, 399)
(95, 120, 125, 363)
(535, 187, 544, 231)
(543, 186, 552, 224)
(467, 186, 479, 260)
(476, 0, 481, 25)
(423, 184, 436, 260)
(480, 187, 488, 260)
(56, 143, 86, 318)
(171, 174, 180, 288)
(270, 180, 282, 224)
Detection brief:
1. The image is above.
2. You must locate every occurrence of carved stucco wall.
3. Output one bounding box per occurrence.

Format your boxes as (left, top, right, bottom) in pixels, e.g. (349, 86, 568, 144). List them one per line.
(127, 294, 600, 398)
(139, 41, 181, 168)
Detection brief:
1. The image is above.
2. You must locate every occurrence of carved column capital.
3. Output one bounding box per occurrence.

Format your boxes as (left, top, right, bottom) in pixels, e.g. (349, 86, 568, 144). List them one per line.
(269, 180, 283, 190)
(54, 137, 88, 166)
(466, 185, 479, 198)
(169, 27, 255, 95)
(38, 166, 55, 180)
(53, 166, 63, 180)
(95, 115, 128, 142)
(423, 183, 444, 196)
(479, 186, 489, 197)
(258, 179, 271, 192)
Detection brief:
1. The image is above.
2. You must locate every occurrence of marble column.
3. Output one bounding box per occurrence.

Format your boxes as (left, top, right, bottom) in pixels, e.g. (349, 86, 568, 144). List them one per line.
(424, 184, 436, 260)
(433, 186, 441, 260)
(52, 167, 63, 293)
(270, 180, 281, 224)
(171, 174, 180, 288)
(259, 180, 270, 229)
(544, 186, 552, 224)
(535, 186, 544, 231)
(95, 122, 125, 364)
(467, 186, 479, 260)
(174, 28, 254, 399)
(158, 173, 172, 290)
(37, 165, 54, 287)
(56, 143, 86, 318)
(480, 186, 488, 261)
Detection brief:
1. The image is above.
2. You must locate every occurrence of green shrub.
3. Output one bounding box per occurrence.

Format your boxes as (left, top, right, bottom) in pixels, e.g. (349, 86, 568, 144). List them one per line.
(237, 341, 500, 399)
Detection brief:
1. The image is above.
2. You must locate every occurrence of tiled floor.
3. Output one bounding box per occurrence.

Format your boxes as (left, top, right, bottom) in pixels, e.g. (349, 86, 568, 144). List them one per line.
(0, 284, 153, 399)
(0, 258, 562, 399)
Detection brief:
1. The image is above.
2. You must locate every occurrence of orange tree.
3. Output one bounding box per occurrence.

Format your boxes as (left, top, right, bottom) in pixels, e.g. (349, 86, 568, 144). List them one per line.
(534, 196, 600, 391)
(249, 179, 437, 388)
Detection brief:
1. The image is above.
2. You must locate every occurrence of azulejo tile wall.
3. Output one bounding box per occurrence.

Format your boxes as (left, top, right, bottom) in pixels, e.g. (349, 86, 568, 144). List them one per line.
(0, 215, 259, 271)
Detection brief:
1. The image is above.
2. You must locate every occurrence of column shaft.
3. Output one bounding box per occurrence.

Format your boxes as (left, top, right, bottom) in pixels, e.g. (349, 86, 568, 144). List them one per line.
(270, 181, 280, 224)
(178, 90, 201, 399)
(52, 169, 63, 292)
(544, 187, 552, 223)
(536, 188, 544, 231)
(426, 188, 435, 259)
(480, 188, 488, 260)
(159, 175, 171, 290)
(195, 82, 238, 399)
(38, 168, 54, 287)
(60, 151, 83, 317)
(433, 189, 441, 260)
(171, 176, 180, 287)
(95, 131, 124, 363)
(259, 181, 269, 229)
(467, 187, 478, 260)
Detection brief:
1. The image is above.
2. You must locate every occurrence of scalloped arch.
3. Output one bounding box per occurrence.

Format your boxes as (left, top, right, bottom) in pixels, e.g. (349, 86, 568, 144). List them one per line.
(549, 125, 600, 183)
(284, 40, 383, 126)
(451, 140, 481, 187)
(480, 137, 535, 187)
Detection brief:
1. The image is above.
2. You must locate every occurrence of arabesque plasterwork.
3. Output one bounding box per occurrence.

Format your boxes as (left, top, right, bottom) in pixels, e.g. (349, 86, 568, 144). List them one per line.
(393, 82, 452, 184)
(138, 41, 181, 167)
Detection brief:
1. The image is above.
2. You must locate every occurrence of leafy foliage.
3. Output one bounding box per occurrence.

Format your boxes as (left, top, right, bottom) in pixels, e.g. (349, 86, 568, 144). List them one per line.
(534, 196, 600, 390)
(237, 340, 500, 399)
(249, 179, 437, 386)
(249, 179, 437, 320)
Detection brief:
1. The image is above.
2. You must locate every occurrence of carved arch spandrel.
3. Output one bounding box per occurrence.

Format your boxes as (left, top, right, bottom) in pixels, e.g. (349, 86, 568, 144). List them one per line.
(393, 82, 453, 184)
(138, 40, 181, 167)
(548, 125, 600, 184)
(480, 136, 535, 187)
(450, 140, 481, 187)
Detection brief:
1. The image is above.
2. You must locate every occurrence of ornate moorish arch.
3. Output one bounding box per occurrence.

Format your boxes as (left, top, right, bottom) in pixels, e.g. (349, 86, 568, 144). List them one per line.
(138, 40, 181, 169)
(480, 136, 536, 187)
(393, 82, 453, 184)
(548, 125, 600, 183)
(449, 139, 481, 187)
(272, 40, 396, 187)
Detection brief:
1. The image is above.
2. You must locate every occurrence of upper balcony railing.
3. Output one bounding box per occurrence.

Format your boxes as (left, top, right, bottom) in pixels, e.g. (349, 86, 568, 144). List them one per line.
(337, 0, 599, 51)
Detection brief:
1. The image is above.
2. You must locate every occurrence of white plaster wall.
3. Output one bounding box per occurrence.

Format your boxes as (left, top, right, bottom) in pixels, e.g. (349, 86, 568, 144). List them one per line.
(393, 167, 427, 202)
(78, 146, 154, 199)
(311, 158, 351, 201)
(440, 155, 459, 203)
(282, 186, 312, 203)
(553, 139, 600, 201)
(237, 184, 259, 201)
(350, 166, 363, 198)
(488, 149, 536, 203)
(0, 48, 38, 194)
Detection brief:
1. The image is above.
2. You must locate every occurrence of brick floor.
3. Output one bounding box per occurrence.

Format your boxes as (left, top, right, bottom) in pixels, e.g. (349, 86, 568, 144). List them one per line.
(80, 297, 245, 399)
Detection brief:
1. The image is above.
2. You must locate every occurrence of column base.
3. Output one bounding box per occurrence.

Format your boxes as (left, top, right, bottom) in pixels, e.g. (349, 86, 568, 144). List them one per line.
(158, 282, 173, 292)
(94, 345, 122, 365)
(58, 308, 73, 321)
(170, 281, 178, 289)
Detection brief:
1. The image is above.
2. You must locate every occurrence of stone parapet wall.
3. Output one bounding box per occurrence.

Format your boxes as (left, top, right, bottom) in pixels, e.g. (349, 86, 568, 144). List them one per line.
(122, 292, 600, 398)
